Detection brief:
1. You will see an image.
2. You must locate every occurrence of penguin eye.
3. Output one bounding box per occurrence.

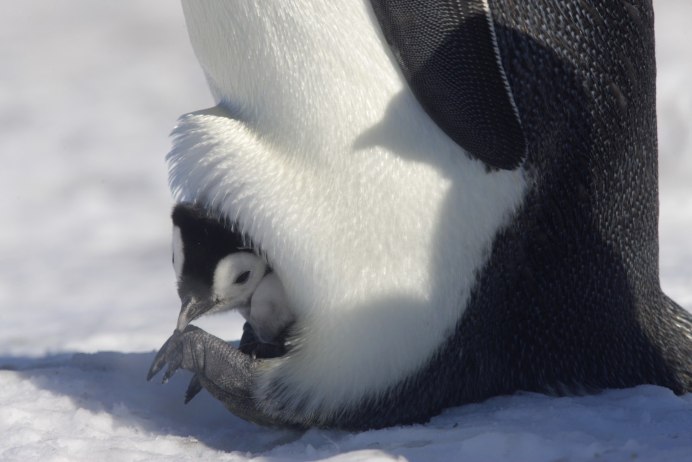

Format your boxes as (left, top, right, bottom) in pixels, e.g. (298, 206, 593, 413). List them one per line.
(234, 271, 251, 285)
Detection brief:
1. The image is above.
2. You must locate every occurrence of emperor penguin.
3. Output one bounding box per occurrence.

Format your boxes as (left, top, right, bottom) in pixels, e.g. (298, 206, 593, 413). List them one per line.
(148, 0, 692, 430)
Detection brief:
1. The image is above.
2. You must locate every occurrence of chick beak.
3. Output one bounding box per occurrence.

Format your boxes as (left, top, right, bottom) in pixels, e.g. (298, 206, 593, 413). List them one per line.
(176, 297, 216, 332)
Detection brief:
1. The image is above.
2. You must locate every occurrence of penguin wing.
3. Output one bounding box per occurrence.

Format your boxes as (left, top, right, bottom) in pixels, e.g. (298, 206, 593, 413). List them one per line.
(369, 0, 525, 170)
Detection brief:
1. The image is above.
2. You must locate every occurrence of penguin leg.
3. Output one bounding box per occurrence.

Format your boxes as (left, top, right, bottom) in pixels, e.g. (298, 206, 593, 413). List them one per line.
(147, 325, 285, 427)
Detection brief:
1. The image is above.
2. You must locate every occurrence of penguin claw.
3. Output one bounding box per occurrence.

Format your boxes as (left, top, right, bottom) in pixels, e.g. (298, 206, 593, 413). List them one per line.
(147, 328, 190, 383)
(184, 375, 203, 403)
(162, 361, 180, 384)
(147, 331, 180, 381)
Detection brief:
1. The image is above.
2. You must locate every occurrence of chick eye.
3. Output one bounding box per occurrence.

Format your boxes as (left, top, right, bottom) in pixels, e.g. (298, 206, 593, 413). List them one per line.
(234, 271, 251, 285)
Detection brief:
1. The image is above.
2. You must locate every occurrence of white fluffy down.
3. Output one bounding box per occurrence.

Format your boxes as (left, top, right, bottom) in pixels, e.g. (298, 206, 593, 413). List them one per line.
(211, 252, 267, 311)
(172, 0, 528, 418)
(212, 254, 293, 344)
(249, 272, 294, 344)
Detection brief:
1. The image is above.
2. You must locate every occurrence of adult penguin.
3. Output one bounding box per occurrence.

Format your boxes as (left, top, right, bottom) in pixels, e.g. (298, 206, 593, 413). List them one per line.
(148, 0, 692, 429)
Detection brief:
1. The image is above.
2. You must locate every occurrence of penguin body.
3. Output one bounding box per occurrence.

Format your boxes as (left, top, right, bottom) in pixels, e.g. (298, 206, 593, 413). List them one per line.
(149, 0, 692, 429)
(170, 2, 527, 420)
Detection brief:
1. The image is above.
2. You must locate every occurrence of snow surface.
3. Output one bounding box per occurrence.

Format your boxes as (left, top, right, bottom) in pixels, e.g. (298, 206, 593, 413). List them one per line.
(1, 1, 691, 461)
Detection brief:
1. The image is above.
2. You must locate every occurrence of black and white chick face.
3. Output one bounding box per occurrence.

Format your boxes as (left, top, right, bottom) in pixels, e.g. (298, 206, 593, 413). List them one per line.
(171, 203, 267, 332)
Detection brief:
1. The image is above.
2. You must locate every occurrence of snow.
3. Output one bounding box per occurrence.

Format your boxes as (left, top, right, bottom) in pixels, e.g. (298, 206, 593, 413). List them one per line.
(1, 1, 691, 461)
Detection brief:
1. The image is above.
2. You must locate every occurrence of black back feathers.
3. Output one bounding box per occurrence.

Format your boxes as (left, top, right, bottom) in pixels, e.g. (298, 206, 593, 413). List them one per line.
(369, 0, 526, 170)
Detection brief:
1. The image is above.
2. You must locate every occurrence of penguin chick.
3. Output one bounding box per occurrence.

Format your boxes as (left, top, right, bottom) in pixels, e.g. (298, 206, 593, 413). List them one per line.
(171, 202, 268, 332)
(248, 272, 294, 345)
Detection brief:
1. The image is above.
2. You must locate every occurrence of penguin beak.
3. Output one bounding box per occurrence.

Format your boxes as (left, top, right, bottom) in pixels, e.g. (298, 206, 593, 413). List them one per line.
(176, 296, 215, 332)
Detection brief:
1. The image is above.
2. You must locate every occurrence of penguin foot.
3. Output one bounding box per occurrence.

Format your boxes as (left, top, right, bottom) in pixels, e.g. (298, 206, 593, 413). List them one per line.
(146, 325, 290, 427)
(148, 322, 286, 405)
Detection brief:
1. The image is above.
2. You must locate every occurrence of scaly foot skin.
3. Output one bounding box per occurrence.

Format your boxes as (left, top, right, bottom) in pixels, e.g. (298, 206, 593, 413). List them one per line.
(147, 325, 283, 427)
(178, 323, 286, 404)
